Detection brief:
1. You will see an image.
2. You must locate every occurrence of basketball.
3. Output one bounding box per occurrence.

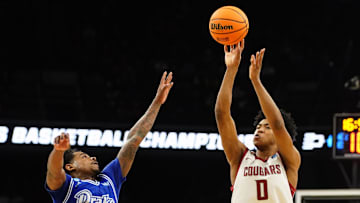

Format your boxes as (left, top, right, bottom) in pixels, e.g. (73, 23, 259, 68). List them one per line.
(209, 6, 249, 45)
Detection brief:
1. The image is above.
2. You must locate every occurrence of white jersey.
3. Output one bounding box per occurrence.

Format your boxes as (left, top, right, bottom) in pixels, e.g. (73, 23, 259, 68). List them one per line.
(231, 149, 295, 203)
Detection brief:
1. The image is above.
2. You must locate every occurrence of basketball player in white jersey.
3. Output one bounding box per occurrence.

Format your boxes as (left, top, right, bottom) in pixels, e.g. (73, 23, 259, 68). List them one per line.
(215, 39, 301, 202)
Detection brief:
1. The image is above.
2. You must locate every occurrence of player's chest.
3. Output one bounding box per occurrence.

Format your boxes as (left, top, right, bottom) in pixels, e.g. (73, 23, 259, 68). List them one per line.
(238, 156, 286, 179)
(70, 179, 116, 203)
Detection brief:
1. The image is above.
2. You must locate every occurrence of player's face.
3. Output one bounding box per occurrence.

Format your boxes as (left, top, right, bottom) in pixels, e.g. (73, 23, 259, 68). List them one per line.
(253, 119, 276, 149)
(72, 151, 100, 175)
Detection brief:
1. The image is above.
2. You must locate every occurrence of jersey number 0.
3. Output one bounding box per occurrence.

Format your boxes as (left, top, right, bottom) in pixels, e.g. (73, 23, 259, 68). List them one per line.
(256, 180, 268, 200)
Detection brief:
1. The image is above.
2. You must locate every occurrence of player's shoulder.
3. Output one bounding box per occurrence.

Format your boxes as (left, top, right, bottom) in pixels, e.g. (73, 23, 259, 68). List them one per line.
(240, 149, 255, 162)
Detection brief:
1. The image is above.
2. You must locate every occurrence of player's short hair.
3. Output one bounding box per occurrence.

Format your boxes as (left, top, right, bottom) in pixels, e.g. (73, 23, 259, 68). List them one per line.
(63, 148, 80, 173)
(253, 109, 298, 141)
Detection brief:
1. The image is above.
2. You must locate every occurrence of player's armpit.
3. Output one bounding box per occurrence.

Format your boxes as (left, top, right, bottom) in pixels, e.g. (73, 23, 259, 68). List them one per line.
(46, 169, 67, 190)
(278, 141, 301, 187)
(285, 160, 300, 189)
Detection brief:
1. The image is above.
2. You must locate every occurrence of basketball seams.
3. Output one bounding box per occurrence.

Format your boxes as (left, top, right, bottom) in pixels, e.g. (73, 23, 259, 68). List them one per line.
(211, 18, 246, 24)
(227, 29, 247, 44)
(222, 7, 249, 29)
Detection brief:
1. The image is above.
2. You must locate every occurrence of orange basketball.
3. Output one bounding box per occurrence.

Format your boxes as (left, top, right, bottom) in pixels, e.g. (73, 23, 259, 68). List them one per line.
(209, 6, 249, 45)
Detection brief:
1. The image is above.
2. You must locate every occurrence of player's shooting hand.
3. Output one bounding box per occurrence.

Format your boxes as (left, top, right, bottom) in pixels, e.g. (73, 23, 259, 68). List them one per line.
(54, 133, 70, 151)
(154, 71, 174, 105)
(224, 39, 245, 71)
(249, 48, 266, 81)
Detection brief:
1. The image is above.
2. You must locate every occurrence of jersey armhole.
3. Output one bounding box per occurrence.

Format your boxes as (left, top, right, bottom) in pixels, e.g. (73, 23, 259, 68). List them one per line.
(289, 182, 296, 197)
(230, 148, 249, 192)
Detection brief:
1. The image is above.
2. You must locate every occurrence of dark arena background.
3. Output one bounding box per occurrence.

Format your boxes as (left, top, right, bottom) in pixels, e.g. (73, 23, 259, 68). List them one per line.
(1, 0, 360, 202)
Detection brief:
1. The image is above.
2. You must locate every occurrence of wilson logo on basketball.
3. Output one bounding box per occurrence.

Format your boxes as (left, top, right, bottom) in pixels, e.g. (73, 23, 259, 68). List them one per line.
(211, 23, 233, 30)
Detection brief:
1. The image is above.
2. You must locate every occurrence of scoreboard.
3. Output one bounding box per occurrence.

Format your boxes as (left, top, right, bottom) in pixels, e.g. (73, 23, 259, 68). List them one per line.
(333, 113, 360, 159)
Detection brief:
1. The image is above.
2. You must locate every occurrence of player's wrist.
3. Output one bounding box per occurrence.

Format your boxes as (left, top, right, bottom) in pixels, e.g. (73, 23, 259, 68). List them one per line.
(226, 66, 239, 74)
(250, 76, 261, 83)
(53, 147, 69, 152)
(152, 96, 164, 106)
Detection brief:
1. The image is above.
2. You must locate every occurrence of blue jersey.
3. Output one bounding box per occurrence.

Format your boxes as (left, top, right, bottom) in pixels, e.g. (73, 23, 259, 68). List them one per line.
(45, 158, 126, 203)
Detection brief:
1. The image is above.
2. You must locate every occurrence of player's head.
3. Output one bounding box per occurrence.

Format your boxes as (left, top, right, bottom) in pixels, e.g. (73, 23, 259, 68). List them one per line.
(64, 148, 100, 178)
(252, 109, 297, 150)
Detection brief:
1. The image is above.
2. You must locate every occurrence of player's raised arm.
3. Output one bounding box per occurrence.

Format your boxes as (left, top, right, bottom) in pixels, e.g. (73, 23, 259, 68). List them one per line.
(46, 133, 70, 190)
(215, 40, 247, 178)
(249, 49, 301, 187)
(117, 71, 174, 177)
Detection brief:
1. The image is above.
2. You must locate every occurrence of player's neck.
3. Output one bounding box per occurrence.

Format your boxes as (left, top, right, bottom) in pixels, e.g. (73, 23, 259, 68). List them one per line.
(72, 172, 97, 181)
(256, 147, 277, 161)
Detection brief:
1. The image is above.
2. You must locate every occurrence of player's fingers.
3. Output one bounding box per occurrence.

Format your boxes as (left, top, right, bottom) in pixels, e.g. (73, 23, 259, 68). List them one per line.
(256, 51, 261, 66)
(260, 48, 265, 65)
(240, 39, 245, 50)
(64, 133, 69, 140)
(164, 82, 174, 90)
(236, 43, 241, 53)
(250, 54, 255, 64)
(54, 136, 60, 144)
(160, 71, 167, 84)
(224, 45, 228, 53)
(168, 82, 174, 89)
(237, 42, 241, 53)
(165, 72, 173, 84)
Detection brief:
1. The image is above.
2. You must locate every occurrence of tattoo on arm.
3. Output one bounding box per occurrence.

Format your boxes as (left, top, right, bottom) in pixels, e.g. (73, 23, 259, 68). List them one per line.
(118, 101, 161, 176)
(129, 104, 160, 140)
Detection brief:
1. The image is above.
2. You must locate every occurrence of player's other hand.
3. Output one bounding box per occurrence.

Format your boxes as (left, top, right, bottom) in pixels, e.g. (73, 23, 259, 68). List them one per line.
(224, 39, 245, 71)
(154, 71, 174, 105)
(249, 48, 266, 81)
(53, 133, 70, 151)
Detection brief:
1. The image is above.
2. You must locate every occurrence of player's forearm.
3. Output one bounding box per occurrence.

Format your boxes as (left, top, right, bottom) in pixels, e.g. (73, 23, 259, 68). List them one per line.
(251, 78, 284, 129)
(119, 99, 161, 157)
(117, 99, 162, 176)
(215, 69, 238, 114)
(128, 99, 162, 142)
(47, 149, 65, 177)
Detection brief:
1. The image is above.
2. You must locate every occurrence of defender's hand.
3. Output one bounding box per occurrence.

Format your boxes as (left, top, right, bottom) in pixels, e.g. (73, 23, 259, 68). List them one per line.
(224, 39, 245, 71)
(249, 48, 266, 81)
(154, 71, 174, 104)
(53, 133, 70, 151)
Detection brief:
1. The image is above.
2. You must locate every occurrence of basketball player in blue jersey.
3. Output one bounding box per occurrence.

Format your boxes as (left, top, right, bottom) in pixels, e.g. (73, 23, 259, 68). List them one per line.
(45, 71, 174, 203)
(215, 39, 301, 202)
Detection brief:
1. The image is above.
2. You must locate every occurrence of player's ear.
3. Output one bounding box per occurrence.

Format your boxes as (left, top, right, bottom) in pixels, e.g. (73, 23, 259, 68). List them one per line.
(65, 163, 75, 172)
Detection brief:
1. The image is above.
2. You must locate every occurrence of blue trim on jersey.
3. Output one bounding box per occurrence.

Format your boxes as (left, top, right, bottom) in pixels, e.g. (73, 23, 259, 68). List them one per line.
(45, 158, 126, 203)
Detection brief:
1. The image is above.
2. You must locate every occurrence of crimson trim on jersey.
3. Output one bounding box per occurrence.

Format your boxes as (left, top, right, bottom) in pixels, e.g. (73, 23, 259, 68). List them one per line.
(253, 151, 278, 162)
(230, 148, 249, 192)
(254, 155, 268, 162)
(289, 182, 296, 197)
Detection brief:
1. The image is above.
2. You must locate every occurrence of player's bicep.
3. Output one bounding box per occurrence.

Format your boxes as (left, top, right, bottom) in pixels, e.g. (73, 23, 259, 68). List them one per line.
(274, 128, 301, 171)
(216, 113, 246, 165)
